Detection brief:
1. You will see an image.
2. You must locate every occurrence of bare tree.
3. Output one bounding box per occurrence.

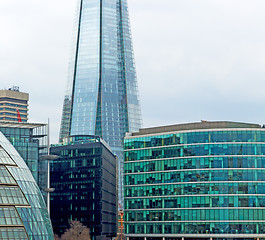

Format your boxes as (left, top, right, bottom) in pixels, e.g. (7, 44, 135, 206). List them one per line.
(54, 234, 61, 240)
(56, 221, 91, 240)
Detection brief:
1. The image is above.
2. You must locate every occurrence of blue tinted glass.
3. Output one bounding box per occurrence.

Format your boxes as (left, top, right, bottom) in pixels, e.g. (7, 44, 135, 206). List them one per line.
(59, 0, 142, 207)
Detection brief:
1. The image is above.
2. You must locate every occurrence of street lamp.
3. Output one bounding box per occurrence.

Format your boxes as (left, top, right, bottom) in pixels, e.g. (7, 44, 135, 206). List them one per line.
(40, 154, 58, 214)
(39, 119, 58, 215)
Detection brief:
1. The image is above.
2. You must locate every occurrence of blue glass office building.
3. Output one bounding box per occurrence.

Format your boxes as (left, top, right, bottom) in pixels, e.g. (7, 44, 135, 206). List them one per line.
(124, 121, 265, 240)
(0, 122, 48, 201)
(59, 0, 142, 205)
(0, 131, 54, 239)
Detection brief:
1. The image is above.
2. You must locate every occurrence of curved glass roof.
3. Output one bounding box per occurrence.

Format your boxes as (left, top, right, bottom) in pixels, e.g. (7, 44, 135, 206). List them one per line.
(0, 132, 54, 239)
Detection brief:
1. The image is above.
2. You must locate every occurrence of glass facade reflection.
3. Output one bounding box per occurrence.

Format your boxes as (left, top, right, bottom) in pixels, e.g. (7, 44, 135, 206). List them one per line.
(59, 0, 142, 206)
(0, 132, 54, 239)
(50, 136, 117, 240)
(124, 121, 265, 239)
(0, 122, 48, 201)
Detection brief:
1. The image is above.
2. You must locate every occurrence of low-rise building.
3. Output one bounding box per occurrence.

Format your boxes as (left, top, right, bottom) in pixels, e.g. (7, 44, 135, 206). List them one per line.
(124, 121, 265, 240)
(0, 121, 48, 200)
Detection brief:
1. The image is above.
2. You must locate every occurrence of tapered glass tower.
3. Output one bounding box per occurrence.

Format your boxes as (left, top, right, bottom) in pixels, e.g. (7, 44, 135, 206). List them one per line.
(59, 0, 142, 206)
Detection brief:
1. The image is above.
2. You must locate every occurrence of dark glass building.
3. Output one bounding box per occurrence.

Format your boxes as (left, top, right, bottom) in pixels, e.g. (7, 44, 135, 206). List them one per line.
(0, 121, 48, 200)
(124, 121, 265, 240)
(0, 131, 54, 239)
(50, 136, 117, 240)
(59, 0, 142, 206)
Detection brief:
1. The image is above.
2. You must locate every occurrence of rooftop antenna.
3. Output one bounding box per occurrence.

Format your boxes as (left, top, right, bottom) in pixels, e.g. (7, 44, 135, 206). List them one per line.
(9, 86, 20, 92)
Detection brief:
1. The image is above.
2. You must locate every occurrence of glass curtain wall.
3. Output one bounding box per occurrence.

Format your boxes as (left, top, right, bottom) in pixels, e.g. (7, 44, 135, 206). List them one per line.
(0, 132, 53, 239)
(59, 0, 142, 207)
(124, 128, 265, 238)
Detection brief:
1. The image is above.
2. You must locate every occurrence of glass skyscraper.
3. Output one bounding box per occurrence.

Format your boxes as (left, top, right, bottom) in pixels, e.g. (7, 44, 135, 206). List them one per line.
(124, 121, 265, 240)
(59, 0, 142, 205)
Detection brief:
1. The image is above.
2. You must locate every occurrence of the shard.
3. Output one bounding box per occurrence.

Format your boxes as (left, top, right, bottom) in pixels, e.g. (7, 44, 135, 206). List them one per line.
(59, 0, 142, 206)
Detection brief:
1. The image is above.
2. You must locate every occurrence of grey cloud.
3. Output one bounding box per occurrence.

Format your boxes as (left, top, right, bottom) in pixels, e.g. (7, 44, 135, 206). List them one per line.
(1, 0, 265, 143)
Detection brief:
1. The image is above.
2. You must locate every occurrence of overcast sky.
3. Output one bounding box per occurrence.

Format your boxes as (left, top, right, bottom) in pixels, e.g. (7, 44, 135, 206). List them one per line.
(1, 0, 265, 143)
